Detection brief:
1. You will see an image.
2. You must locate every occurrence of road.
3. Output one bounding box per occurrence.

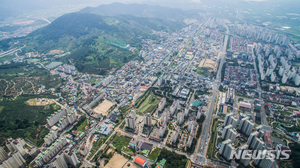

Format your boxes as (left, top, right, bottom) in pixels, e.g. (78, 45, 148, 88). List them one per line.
(252, 46, 271, 132)
(0, 45, 26, 58)
(193, 24, 229, 166)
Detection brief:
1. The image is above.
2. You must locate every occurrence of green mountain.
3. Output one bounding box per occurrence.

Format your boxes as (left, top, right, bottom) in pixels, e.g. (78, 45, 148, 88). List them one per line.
(79, 2, 199, 21)
(21, 12, 185, 74)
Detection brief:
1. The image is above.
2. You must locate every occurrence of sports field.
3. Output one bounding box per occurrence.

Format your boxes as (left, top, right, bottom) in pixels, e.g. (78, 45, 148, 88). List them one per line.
(93, 99, 114, 116)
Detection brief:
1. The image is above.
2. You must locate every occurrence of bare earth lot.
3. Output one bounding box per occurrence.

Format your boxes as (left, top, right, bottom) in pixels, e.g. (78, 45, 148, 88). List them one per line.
(104, 154, 138, 168)
(94, 99, 114, 116)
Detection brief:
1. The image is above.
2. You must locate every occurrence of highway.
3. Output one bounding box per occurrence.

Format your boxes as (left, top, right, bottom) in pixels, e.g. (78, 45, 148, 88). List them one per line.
(193, 24, 229, 166)
(0, 45, 26, 58)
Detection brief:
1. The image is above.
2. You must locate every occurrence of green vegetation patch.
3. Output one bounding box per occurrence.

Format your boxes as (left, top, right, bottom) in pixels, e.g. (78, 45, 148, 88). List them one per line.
(0, 94, 57, 146)
(0, 63, 61, 98)
(76, 118, 89, 132)
(70, 116, 88, 132)
(111, 135, 131, 152)
(207, 118, 219, 159)
(0, 55, 16, 63)
(196, 67, 212, 76)
(157, 148, 187, 168)
(87, 136, 107, 160)
(289, 142, 300, 168)
(0, 106, 4, 112)
(148, 148, 161, 161)
(86, 77, 103, 85)
(137, 91, 160, 114)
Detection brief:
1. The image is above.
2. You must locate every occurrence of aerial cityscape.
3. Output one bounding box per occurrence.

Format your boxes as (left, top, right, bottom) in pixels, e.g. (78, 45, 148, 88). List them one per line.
(0, 0, 300, 168)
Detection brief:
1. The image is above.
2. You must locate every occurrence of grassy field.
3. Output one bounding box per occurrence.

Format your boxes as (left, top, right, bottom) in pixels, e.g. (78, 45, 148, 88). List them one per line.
(44, 104, 60, 110)
(196, 67, 212, 76)
(0, 55, 16, 63)
(111, 135, 132, 153)
(86, 77, 103, 85)
(76, 118, 89, 132)
(148, 148, 161, 161)
(137, 91, 160, 114)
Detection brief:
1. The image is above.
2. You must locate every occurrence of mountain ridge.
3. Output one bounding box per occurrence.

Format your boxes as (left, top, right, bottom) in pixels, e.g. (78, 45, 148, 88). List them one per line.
(79, 2, 199, 21)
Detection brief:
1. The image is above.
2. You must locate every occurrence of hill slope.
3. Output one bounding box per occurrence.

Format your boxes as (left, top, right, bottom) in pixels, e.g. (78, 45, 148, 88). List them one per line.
(22, 12, 185, 74)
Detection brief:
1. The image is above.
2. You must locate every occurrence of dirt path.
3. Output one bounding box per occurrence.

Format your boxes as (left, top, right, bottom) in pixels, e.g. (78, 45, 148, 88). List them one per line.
(0, 79, 10, 95)
(27, 80, 37, 94)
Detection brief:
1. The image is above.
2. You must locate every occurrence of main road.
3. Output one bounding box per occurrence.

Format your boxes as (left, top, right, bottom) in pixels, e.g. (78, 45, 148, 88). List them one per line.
(252, 46, 271, 132)
(193, 24, 229, 165)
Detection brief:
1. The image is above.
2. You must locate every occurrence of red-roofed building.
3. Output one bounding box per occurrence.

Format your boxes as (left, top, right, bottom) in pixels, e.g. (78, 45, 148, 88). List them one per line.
(265, 131, 272, 146)
(239, 102, 252, 111)
(134, 156, 147, 167)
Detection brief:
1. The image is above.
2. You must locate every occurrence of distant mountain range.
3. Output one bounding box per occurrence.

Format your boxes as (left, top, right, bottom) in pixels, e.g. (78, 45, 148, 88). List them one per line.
(79, 2, 199, 21)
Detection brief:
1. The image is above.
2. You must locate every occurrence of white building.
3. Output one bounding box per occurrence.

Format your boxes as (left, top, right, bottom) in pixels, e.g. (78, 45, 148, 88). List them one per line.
(254, 154, 275, 168)
(0, 151, 26, 168)
(238, 144, 251, 166)
(249, 137, 264, 151)
(44, 130, 58, 146)
(247, 131, 259, 146)
(279, 66, 285, 76)
(266, 66, 275, 76)
(221, 125, 237, 142)
(289, 67, 297, 79)
(197, 110, 201, 120)
(144, 113, 152, 126)
(172, 126, 180, 144)
(271, 72, 276, 82)
(58, 116, 69, 131)
(48, 147, 79, 168)
(0, 147, 8, 161)
(47, 109, 67, 126)
(177, 112, 184, 125)
(5, 138, 26, 156)
(67, 111, 77, 124)
(294, 74, 300, 86)
(35, 137, 67, 166)
(161, 112, 169, 124)
(187, 136, 193, 148)
(158, 98, 166, 111)
(159, 123, 167, 137)
(282, 73, 288, 84)
(170, 100, 178, 115)
(63, 147, 80, 167)
(131, 109, 136, 119)
(238, 118, 254, 136)
(187, 121, 197, 134)
(184, 104, 189, 117)
(125, 115, 135, 129)
(102, 75, 115, 86)
(223, 113, 238, 128)
(219, 139, 234, 161)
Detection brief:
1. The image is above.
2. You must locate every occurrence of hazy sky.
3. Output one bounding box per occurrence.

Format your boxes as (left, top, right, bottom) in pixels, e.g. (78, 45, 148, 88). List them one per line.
(0, 0, 299, 22)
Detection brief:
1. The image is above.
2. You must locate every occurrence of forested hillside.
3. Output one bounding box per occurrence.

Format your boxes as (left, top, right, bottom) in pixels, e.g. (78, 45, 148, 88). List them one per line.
(18, 12, 185, 74)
